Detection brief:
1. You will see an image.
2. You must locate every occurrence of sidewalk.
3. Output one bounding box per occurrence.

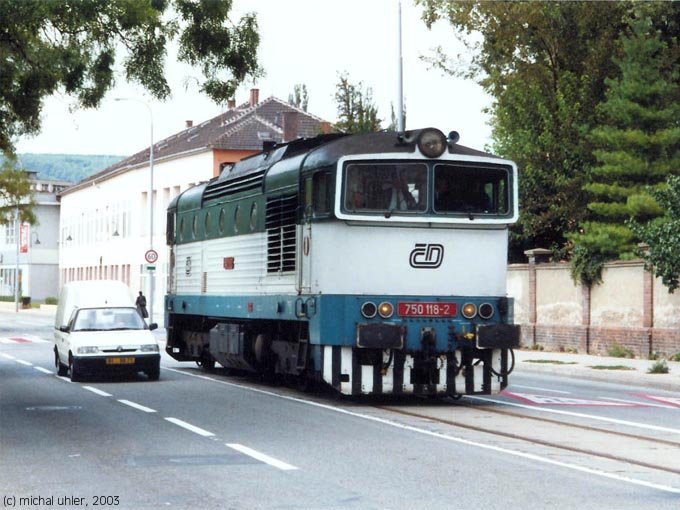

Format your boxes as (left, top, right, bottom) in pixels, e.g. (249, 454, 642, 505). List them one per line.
(0, 301, 57, 316)
(514, 348, 680, 392)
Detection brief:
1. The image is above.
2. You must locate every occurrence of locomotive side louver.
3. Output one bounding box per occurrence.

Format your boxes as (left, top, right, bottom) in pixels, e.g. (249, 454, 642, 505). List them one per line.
(266, 193, 297, 273)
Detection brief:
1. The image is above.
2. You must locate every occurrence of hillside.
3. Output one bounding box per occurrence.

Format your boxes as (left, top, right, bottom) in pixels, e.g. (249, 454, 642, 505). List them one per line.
(17, 153, 124, 183)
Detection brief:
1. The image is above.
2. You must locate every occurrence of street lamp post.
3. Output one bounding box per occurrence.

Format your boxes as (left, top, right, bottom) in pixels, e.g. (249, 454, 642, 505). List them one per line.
(115, 98, 154, 323)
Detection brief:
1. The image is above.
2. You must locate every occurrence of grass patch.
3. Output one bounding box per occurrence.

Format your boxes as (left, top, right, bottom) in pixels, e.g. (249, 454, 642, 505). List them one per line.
(589, 365, 636, 371)
(524, 359, 578, 365)
(606, 344, 635, 358)
(647, 359, 669, 374)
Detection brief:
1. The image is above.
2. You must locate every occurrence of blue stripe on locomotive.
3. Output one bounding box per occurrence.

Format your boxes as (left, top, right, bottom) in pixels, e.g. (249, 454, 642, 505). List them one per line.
(165, 293, 508, 353)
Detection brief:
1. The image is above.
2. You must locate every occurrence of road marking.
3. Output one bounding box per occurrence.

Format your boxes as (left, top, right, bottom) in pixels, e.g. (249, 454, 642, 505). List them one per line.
(34, 366, 53, 375)
(510, 385, 571, 394)
(504, 391, 637, 407)
(16, 359, 33, 366)
(639, 395, 680, 408)
(118, 399, 156, 413)
(0, 336, 49, 344)
(601, 397, 676, 409)
(56, 376, 72, 383)
(165, 417, 214, 437)
(1, 353, 16, 360)
(164, 367, 680, 494)
(468, 395, 680, 435)
(83, 386, 113, 397)
(226, 443, 298, 471)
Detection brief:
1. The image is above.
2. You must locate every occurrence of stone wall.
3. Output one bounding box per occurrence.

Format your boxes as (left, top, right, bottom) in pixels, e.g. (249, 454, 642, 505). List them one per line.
(507, 251, 680, 357)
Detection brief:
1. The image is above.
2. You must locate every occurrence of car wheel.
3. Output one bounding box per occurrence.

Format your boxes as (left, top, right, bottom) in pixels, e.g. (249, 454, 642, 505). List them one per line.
(55, 349, 68, 376)
(69, 356, 82, 382)
(146, 361, 160, 381)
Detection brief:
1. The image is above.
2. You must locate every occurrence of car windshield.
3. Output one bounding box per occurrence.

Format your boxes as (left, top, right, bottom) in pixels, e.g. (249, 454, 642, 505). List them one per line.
(72, 308, 146, 331)
(344, 163, 428, 213)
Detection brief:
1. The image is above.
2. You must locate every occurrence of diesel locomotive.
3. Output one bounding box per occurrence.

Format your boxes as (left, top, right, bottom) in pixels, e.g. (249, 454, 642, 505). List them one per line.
(165, 127, 520, 396)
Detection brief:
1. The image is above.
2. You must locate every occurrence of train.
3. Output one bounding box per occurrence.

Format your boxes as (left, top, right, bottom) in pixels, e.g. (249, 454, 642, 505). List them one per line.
(164, 127, 520, 396)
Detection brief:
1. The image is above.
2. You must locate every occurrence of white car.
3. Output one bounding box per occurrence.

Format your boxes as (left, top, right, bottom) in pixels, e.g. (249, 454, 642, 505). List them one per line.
(53, 281, 161, 382)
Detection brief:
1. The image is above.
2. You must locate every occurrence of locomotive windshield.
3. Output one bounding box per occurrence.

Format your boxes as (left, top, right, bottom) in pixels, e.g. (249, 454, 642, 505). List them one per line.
(344, 163, 428, 212)
(342, 161, 511, 217)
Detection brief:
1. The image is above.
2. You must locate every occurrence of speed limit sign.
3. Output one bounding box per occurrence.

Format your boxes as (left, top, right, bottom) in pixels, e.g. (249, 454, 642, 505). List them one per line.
(145, 249, 158, 264)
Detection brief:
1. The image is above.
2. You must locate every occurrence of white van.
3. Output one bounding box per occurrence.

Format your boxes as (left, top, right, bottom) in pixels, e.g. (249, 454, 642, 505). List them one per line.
(54, 280, 161, 381)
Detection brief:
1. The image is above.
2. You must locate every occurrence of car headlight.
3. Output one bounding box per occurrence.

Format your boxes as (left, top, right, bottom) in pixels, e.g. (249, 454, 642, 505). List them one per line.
(77, 346, 99, 354)
(140, 344, 160, 352)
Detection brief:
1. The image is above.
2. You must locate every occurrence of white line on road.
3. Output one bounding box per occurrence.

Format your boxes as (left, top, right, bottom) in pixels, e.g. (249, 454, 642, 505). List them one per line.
(83, 386, 113, 397)
(600, 397, 677, 409)
(34, 367, 53, 375)
(468, 395, 680, 435)
(163, 366, 680, 494)
(510, 384, 571, 394)
(1, 353, 16, 360)
(164, 417, 214, 437)
(226, 443, 298, 471)
(56, 375, 72, 383)
(16, 359, 32, 366)
(118, 399, 156, 413)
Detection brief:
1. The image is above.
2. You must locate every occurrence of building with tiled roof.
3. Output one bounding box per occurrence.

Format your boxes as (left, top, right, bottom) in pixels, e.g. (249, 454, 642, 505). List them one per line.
(58, 89, 331, 322)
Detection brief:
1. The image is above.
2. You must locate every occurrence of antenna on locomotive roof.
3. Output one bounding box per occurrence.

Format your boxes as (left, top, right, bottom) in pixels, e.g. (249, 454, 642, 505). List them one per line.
(396, 0, 405, 132)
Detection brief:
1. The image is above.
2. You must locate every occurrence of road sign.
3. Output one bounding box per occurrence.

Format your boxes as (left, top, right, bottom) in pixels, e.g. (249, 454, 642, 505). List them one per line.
(146, 265, 156, 271)
(145, 249, 158, 264)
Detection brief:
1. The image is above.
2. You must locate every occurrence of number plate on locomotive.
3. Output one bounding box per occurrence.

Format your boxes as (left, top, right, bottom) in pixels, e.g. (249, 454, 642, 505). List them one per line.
(397, 302, 457, 317)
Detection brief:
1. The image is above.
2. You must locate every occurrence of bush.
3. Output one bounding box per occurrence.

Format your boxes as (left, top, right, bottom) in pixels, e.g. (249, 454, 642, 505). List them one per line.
(606, 344, 635, 358)
(44, 297, 58, 305)
(670, 353, 680, 362)
(647, 359, 669, 374)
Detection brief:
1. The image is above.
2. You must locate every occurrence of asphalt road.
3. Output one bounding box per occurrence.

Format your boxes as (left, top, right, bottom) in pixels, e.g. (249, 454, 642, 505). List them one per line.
(1, 310, 679, 509)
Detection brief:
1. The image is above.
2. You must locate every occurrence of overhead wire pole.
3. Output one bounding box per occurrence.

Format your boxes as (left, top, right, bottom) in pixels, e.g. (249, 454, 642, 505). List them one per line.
(114, 97, 154, 323)
(397, 0, 405, 132)
(14, 206, 19, 313)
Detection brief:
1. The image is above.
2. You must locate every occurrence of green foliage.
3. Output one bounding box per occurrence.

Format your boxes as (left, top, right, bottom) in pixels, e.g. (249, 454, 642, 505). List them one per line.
(570, 14, 680, 284)
(333, 72, 381, 134)
(647, 359, 669, 374)
(416, 1, 629, 261)
(606, 343, 635, 359)
(12, 154, 123, 183)
(288, 84, 309, 112)
(0, 0, 261, 157)
(670, 353, 680, 362)
(630, 175, 680, 293)
(44, 297, 58, 305)
(0, 158, 35, 225)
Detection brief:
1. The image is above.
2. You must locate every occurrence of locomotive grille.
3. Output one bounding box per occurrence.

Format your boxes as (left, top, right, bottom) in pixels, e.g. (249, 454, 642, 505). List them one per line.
(266, 193, 297, 273)
(203, 169, 266, 202)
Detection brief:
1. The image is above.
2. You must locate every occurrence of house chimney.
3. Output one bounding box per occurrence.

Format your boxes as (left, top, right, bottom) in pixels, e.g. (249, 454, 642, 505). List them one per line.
(227, 99, 236, 109)
(282, 111, 299, 142)
(185, 120, 193, 128)
(249, 88, 260, 107)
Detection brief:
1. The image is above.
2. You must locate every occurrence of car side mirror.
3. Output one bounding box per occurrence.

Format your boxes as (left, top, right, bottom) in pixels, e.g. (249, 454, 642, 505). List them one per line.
(149, 323, 158, 331)
(59, 326, 70, 333)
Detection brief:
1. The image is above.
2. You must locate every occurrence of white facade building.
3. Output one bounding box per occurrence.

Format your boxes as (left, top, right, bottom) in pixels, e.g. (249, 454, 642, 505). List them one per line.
(58, 89, 330, 324)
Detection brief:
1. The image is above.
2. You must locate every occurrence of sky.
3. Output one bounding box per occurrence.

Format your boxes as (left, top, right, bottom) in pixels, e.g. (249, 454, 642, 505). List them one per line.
(15, 0, 492, 157)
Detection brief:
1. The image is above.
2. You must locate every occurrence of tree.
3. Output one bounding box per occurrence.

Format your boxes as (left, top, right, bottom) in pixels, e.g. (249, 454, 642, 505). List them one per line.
(0, 0, 262, 158)
(416, 1, 629, 261)
(288, 83, 309, 112)
(0, 158, 35, 226)
(631, 175, 680, 293)
(333, 72, 381, 134)
(569, 14, 680, 284)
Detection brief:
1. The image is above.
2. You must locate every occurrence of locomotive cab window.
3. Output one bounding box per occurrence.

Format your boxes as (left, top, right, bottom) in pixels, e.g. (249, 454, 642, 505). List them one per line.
(434, 164, 509, 215)
(344, 163, 427, 213)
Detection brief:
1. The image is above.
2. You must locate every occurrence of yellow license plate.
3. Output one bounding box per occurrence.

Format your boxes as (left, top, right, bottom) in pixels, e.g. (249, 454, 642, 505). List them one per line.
(106, 357, 135, 365)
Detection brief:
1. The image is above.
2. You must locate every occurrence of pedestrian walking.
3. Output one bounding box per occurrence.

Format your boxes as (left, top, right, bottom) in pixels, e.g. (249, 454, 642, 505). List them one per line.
(136, 291, 148, 318)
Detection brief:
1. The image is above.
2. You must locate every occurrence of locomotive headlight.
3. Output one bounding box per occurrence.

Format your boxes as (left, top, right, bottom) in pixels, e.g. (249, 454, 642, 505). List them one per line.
(378, 302, 394, 318)
(418, 128, 447, 158)
(361, 301, 377, 318)
(462, 303, 477, 319)
(479, 303, 494, 320)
